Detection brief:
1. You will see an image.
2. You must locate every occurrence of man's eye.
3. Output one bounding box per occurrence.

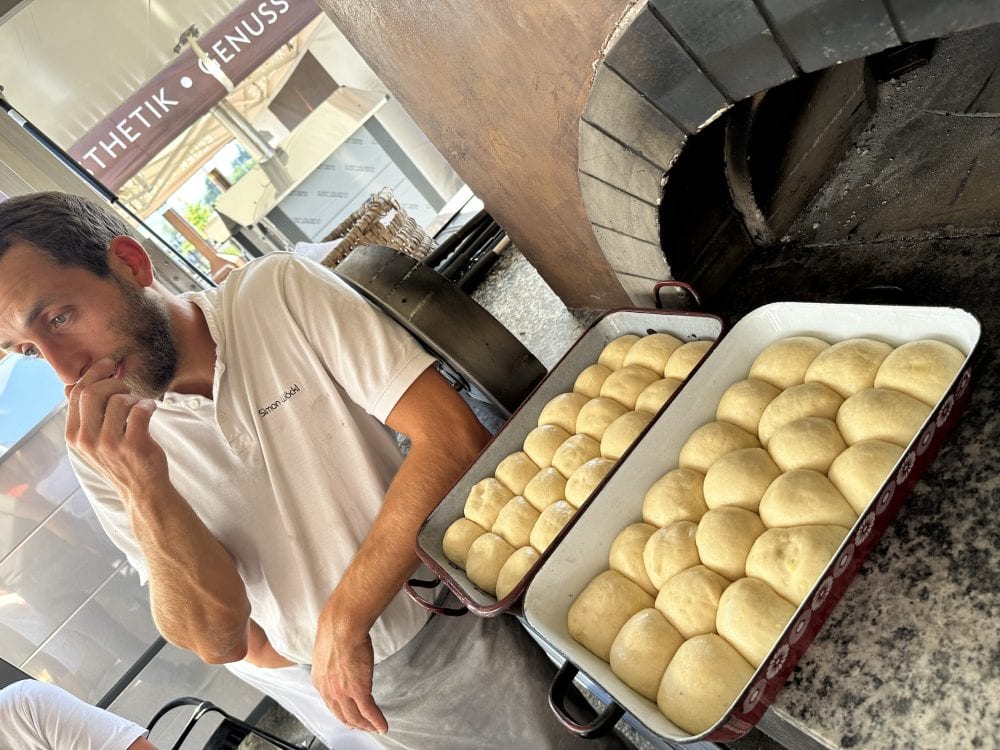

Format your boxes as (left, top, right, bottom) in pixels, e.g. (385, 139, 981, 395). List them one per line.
(51, 313, 68, 327)
(22, 345, 40, 358)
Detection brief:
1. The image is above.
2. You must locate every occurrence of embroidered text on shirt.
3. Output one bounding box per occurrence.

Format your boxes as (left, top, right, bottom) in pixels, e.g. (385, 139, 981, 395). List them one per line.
(257, 383, 301, 417)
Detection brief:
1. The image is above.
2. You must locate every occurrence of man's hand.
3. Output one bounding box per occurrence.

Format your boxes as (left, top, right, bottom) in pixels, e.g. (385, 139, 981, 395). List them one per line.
(311, 614, 387, 734)
(64, 356, 166, 498)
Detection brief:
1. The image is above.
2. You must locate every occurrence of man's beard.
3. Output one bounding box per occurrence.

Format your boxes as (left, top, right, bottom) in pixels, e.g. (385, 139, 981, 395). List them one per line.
(111, 278, 178, 400)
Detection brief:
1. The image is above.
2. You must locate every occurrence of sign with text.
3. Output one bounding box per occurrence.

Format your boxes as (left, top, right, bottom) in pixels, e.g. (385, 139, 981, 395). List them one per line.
(69, 0, 322, 191)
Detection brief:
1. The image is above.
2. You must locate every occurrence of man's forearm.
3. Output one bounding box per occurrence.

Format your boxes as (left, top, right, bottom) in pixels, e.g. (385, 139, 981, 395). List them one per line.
(126, 482, 251, 663)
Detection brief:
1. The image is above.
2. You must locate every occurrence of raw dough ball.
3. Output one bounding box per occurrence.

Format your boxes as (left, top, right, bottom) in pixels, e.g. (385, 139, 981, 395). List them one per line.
(837, 387, 931, 447)
(523, 424, 571, 469)
(464, 477, 515, 529)
(494, 452, 540, 496)
(623, 332, 683, 373)
(874, 339, 966, 407)
(757, 382, 843, 447)
(465, 532, 516, 596)
(600, 365, 661, 410)
(442, 517, 487, 568)
(758, 469, 857, 529)
(749, 336, 830, 389)
(805, 337, 894, 398)
(643, 521, 700, 590)
(565, 457, 616, 508)
(530, 500, 577, 552)
(601, 410, 654, 461)
(574, 364, 613, 399)
(552, 434, 603, 477)
(568, 570, 654, 661)
(491, 496, 540, 548)
(716, 577, 797, 667)
(598, 334, 641, 370)
(746, 525, 850, 605)
(636, 377, 683, 414)
(828, 439, 905, 514)
(609, 523, 659, 595)
(716, 379, 782, 436)
(610, 609, 684, 701)
(643, 468, 708, 526)
(678, 422, 760, 474)
(695, 507, 766, 581)
(576, 397, 629, 442)
(522, 467, 568, 512)
(495, 546, 540, 600)
(664, 340, 713, 380)
(657, 634, 755, 735)
(767, 417, 847, 473)
(654, 564, 730, 639)
(703, 448, 780, 512)
(538, 392, 589, 434)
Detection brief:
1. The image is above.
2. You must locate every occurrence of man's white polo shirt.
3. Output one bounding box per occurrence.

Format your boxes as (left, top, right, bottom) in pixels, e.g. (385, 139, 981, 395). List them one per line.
(72, 253, 437, 664)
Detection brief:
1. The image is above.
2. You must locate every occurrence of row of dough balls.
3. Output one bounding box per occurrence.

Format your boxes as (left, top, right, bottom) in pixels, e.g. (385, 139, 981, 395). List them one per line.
(442, 332, 715, 599)
(567, 336, 964, 734)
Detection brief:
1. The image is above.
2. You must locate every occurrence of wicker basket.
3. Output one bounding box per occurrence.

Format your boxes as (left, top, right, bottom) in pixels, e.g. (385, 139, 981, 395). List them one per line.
(320, 188, 436, 268)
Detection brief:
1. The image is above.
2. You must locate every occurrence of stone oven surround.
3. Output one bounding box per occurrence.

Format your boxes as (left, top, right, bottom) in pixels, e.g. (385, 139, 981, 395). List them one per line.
(581, 0, 1000, 304)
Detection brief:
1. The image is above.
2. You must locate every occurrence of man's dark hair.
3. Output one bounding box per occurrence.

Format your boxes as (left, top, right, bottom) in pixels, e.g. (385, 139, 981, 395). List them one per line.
(0, 192, 133, 277)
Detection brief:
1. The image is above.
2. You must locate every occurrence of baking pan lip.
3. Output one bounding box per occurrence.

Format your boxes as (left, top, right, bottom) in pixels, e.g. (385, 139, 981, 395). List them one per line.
(522, 301, 981, 743)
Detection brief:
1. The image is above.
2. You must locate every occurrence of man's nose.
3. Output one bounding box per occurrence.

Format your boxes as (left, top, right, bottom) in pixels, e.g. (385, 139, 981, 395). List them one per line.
(40, 345, 90, 385)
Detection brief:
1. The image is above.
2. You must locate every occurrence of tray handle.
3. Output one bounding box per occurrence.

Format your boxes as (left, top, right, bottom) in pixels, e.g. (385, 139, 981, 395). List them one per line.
(403, 578, 469, 616)
(653, 280, 702, 310)
(548, 662, 624, 739)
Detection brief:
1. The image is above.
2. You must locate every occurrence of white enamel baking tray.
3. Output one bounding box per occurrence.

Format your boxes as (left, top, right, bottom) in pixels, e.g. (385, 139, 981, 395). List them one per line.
(524, 302, 981, 743)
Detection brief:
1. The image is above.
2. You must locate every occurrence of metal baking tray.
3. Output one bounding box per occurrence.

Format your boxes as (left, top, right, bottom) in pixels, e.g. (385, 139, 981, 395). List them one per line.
(523, 302, 981, 743)
(407, 308, 725, 617)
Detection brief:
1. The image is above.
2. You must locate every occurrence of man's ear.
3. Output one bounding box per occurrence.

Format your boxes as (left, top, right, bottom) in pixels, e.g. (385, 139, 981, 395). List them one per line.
(108, 235, 155, 287)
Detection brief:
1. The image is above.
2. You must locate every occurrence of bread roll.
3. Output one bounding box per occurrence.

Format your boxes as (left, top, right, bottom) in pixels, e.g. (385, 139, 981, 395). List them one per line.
(523, 424, 571, 469)
(609, 523, 658, 595)
(746, 525, 849, 605)
(716, 577, 797, 667)
(465, 533, 516, 596)
(552, 434, 603, 477)
(767, 416, 847, 473)
(442, 517, 487, 568)
(757, 383, 843, 447)
(643, 468, 708, 526)
(758, 470, 857, 529)
(837, 387, 931, 447)
(495, 546, 540, 600)
(749, 336, 829, 389)
(874, 339, 965, 407)
(491, 496, 540, 548)
(565, 457, 616, 508)
(464, 477, 515, 529)
(643, 521, 700, 590)
(716, 379, 781, 436)
(695, 507, 766, 581)
(828, 439, 904, 514)
(678, 422, 760, 474)
(664, 340, 713, 380)
(702, 448, 780, 512)
(657, 634, 755, 734)
(601, 410, 654, 461)
(574, 364, 613, 399)
(804, 337, 894, 398)
(610, 609, 684, 701)
(529, 500, 577, 552)
(494, 452, 539, 496)
(623, 332, 683, 373)
(601, 365, 661, 410)
(522, 466, 568, 512)
(568, 570, 654, 661)
(598, 335, 641, 370)
(636, 377, 683, 414)
(654, 564, 730, 638)
(575, 397, 628, 442)
(538, 392, 589, 434)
